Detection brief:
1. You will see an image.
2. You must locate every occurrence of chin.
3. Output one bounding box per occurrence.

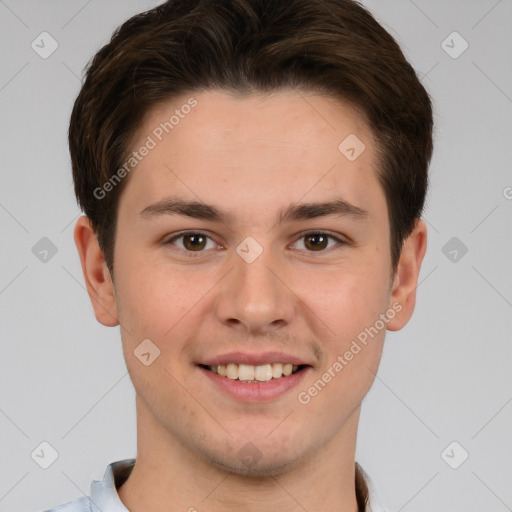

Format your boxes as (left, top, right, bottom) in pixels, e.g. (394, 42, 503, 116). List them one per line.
(190, 433, 305, 478)
(206, 450, 299, 478)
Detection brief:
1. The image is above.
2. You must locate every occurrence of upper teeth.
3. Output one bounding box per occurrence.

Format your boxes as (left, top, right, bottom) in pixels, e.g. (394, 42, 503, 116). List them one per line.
(209, 363, 299, 382)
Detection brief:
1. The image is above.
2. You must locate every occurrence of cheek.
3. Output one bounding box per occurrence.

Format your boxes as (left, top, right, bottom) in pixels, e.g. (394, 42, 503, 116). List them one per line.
(114, 252, 192, 344)
(304, 260, 391, 339)
(303, 272, 388, 418)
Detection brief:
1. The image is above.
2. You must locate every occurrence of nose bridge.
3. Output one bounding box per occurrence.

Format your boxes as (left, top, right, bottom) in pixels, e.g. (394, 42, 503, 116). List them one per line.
(214, 239, 295, 334)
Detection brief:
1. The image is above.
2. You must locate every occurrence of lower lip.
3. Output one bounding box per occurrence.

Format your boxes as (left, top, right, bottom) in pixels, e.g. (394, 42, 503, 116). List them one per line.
(198, 366, 311, 402)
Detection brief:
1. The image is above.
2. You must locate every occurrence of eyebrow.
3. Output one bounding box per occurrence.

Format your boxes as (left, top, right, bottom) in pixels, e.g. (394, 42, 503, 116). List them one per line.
(139, 196, 369, 224)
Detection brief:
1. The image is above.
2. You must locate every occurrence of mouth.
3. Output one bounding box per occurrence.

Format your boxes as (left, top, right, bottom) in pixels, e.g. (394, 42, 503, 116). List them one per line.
(198, 363, 308, 383)
(196, 352, 313, 402)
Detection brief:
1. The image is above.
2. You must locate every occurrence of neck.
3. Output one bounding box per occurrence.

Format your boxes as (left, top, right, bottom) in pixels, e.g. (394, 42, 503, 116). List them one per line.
(118, 395, 363, 512)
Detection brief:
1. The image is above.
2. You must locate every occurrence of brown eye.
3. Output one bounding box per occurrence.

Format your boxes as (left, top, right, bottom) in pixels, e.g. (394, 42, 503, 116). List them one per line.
(303, 233, 329, 251)
(181, 233, 207, 251)
(166, 232, 217, 254)
(292, 232, 345, 252)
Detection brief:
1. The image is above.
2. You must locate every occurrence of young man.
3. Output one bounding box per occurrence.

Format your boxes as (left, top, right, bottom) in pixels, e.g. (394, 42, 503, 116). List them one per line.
(46, 0, 432, 510)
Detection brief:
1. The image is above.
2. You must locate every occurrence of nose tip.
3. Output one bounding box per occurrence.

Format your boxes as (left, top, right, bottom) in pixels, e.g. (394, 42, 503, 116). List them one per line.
(214, 251, 295, 335)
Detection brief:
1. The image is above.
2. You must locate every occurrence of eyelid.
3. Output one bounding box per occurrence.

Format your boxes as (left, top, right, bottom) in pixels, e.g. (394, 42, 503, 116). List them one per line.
(293, 229, 349, 244)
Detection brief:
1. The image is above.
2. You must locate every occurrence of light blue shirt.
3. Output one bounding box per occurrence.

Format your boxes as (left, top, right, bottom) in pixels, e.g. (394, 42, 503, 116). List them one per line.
(43, 458, 389, 512)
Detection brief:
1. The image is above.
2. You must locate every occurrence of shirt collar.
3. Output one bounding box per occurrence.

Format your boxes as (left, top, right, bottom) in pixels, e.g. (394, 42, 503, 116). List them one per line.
(90, 459, 133, 512)
(90, 459, 388, 512)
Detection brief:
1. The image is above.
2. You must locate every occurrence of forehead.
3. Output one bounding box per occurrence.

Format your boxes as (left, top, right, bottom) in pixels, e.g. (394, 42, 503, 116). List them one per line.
(121, 89, 384, 226)
(140, 89, 374, 154)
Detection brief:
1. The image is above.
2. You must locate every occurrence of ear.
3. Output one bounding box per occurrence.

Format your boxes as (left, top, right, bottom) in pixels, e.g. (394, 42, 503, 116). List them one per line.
(73, 215, 119, 327)
(386, 218, 427, 331)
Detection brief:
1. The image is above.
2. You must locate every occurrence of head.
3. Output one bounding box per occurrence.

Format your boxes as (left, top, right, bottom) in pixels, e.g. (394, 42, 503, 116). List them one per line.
(72, 0, 432, 477)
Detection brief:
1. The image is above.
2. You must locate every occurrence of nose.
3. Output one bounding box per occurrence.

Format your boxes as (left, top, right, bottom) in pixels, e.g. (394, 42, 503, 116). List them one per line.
(213, 245, 295, 336)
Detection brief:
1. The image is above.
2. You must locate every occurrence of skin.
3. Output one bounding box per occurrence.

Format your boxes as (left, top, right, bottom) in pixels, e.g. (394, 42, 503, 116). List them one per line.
(74, 89, 427, 512)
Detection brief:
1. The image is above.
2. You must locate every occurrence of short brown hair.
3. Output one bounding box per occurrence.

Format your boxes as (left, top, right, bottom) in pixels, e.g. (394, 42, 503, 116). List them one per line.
(69, 0, 433, 276)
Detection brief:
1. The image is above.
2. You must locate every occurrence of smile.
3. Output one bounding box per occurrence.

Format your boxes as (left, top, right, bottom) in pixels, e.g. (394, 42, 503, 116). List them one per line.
(201, 363, 304, 382)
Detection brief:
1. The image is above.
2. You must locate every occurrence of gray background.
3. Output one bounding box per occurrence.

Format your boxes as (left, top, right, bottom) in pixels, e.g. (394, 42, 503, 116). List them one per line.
(0, 1, 511, 511)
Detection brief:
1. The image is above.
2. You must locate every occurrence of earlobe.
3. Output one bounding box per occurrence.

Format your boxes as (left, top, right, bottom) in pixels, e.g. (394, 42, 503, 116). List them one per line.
(386, 219, 427, 331)
(73, 215, 119, 327)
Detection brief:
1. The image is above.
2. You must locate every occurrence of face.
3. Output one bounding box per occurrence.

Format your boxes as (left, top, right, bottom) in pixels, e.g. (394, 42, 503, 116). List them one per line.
(80, 89, 419, 477)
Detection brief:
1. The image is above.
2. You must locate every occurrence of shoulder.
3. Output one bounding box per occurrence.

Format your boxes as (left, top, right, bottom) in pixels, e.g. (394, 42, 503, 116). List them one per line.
(41, 495, 91, 512)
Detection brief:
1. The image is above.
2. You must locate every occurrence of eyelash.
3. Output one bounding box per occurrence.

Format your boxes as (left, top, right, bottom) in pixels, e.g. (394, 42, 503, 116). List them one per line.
(164, 230, 347, 257)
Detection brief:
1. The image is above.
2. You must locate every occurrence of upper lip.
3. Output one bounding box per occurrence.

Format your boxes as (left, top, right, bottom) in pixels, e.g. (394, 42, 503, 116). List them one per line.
(199, 351, 312, 367)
